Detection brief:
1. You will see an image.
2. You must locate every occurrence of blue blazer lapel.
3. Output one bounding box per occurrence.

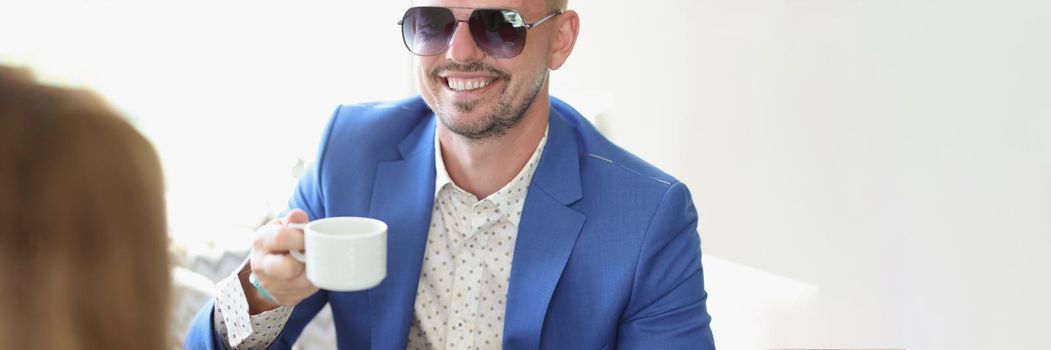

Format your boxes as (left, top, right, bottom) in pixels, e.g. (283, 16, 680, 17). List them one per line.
(503, 109, 587, 350)
(367, 115, 436, 350)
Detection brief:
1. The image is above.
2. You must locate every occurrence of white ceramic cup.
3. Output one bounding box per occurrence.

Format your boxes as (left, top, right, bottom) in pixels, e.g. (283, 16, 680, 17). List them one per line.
(288, 217, 387, 291)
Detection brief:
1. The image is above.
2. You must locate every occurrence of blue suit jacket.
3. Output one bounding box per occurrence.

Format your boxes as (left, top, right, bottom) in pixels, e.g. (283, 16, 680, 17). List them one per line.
(186, 97, 715, 349)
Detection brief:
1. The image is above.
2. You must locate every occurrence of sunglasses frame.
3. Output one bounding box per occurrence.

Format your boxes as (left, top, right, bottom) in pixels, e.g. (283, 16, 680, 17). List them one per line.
(397, 6, 565, 58)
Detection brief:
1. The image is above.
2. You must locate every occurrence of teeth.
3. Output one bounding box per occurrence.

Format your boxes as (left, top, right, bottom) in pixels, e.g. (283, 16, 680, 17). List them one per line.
(447, 78, 491, 91)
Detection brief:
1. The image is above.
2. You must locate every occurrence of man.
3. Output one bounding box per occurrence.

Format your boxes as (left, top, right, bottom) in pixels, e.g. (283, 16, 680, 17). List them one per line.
(186, 0, 715, 349)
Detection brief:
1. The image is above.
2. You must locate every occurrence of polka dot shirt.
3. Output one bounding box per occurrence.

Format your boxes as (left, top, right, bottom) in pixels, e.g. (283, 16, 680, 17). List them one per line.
(406, 128, 547, 350)
(213, 263, 293, 349)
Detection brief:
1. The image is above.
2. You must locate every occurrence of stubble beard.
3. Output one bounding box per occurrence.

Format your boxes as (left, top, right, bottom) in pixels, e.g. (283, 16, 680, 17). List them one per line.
(427, 62, 548, 141)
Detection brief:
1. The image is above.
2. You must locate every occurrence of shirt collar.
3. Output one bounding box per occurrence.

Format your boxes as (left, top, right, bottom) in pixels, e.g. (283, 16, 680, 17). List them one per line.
(433, 125, 549, 226)
(433, 130, 453, 199)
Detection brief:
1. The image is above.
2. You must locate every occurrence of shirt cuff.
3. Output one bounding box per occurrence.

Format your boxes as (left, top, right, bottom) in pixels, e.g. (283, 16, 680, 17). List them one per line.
(213, 266, 293, 349)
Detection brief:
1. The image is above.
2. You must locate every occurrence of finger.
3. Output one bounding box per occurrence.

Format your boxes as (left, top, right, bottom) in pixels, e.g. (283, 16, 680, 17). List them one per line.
(258, 210, 309, 252)
(253, 223, 281, 251)
(260, 253, 305, 280)
(249, 245, 271, 275)
(260, 225, 305, 253)
(285, 209, 309, 225)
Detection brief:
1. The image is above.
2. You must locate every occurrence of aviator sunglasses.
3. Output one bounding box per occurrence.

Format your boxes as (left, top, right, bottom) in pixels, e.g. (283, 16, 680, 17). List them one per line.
(399, 6, 564, 59)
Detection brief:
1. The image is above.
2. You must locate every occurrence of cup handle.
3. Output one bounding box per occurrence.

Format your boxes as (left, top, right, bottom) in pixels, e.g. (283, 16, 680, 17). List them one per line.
(286, 222, 308, 263)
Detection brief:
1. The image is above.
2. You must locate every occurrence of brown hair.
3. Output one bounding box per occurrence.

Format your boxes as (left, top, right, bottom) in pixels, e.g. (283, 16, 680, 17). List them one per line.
(0, 66, 170, 349)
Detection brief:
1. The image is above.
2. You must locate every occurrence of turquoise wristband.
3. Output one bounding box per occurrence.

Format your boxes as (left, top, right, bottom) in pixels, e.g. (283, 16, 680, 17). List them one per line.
(248, 271, 277, 304)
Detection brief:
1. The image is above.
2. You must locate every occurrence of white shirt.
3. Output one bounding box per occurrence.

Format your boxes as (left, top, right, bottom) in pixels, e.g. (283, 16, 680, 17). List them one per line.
(406, 128, 547, 350)
(213, 126, 547, 350)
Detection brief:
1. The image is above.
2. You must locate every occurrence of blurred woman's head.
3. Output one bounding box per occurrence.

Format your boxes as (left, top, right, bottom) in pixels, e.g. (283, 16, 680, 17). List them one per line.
(0, 66, 170, 349)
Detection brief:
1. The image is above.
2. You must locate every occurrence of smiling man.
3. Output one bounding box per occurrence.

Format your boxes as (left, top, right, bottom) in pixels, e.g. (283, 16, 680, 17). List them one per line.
(186, 0, 715, 349)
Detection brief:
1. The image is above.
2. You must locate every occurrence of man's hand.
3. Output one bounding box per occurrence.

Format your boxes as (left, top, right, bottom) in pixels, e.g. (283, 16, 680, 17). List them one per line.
(240, 209, 319, 314)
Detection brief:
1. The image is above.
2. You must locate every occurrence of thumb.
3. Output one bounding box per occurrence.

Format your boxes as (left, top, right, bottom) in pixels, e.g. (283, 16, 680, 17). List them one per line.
(284, 209, 310, 225)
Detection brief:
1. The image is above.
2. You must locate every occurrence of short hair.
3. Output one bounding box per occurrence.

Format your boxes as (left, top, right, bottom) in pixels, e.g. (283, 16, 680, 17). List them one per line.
(0, 66, 170, 349)
(548, 0, 568, 12)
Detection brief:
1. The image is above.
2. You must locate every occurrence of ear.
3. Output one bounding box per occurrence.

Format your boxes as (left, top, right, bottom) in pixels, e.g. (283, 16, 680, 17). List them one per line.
(547, 10, 580, 70)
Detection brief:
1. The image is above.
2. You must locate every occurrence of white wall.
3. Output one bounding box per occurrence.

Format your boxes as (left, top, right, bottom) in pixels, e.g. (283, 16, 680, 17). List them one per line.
(0, 0, 414, 245)
(555, 0, 1051, 348)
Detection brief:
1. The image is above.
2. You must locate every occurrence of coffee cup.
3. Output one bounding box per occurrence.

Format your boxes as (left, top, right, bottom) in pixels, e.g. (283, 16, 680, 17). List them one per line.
(288, 217, 387, 291)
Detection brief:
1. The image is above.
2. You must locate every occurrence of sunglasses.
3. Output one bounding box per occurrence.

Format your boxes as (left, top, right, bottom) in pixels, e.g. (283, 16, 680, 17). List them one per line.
(398, 6, 563, 59)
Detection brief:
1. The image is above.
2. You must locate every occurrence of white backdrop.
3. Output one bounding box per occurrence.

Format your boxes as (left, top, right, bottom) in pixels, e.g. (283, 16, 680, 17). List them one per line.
(0, 0, 414, 246)
(556, 1, 1051, 349)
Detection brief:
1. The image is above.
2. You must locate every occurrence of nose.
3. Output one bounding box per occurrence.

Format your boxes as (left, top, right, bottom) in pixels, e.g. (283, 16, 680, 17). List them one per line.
(446, 20, 486, 63)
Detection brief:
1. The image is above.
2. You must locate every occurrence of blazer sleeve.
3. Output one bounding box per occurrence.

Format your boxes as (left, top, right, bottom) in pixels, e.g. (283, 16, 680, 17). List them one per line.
(265, 292, 330, 349)
(183, 157, 333, 349)
(182, 293, 330, 350)
(285, 105, 342, 221)
(263, 106, 338, 349)
(185, 107, 343, 349)
(617, 182, 716, 349)
(184, 300, 224, 349)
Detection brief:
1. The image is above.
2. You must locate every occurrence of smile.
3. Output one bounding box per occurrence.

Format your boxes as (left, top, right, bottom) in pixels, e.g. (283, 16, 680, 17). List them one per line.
(443, 77, 496, 92)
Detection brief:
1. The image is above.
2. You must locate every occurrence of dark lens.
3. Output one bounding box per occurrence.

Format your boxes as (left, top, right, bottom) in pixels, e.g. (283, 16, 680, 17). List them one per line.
(468, 9, 527, 58)
(401, 7, 456, 56)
